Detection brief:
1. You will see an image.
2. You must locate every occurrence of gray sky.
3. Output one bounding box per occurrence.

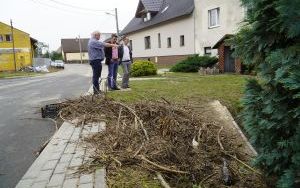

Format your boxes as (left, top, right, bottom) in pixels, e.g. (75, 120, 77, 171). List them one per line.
(0, 0, 139, 51)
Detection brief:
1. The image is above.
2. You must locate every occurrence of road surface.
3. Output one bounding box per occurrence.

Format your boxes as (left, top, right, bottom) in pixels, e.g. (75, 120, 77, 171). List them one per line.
(0, 64, 94, 188)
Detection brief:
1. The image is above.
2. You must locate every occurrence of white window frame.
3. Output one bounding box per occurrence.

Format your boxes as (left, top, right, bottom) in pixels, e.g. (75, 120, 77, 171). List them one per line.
(180, 35, 185, 47)
(208, 8, 220, 28)
(167, 37, 171, 48)
(204, 47, 212, 56)
(144, 36, 151, 49)
(158, 33, 161, 48)
(143, 12, 152, 22)
(129, 40, 133, 51)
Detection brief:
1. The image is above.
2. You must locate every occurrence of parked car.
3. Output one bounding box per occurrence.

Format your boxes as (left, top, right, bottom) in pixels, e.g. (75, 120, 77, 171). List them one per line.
(53, 60, 65, 69)
(50, 61, 56, 67)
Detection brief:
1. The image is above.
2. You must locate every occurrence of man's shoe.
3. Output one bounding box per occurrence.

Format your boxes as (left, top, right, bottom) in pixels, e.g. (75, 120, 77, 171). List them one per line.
(113, 87, 121, 90)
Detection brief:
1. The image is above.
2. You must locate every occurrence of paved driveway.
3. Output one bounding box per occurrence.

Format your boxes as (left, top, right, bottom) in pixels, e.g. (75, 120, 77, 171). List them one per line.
(0, 64, 94, 188)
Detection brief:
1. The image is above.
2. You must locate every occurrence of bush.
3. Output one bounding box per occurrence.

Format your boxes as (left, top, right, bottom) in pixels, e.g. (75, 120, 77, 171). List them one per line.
(170, 55, 218, 72)
(131, 60, 157, 77)
(232, 0, 300, 187)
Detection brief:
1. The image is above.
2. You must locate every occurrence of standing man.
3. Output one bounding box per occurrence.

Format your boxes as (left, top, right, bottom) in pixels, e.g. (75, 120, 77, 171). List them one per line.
(88, 31, 118, 94)
(118, 36, 133, 89)
(105, 34, 120, 90)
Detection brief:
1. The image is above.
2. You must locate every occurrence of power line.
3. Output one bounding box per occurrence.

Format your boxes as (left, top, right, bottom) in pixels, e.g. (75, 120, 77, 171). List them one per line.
(47, 0, 113, 12)
(28, 0, 106, 16)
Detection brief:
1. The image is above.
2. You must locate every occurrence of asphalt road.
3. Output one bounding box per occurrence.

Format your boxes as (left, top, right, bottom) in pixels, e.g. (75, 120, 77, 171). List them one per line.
(0, 64, 93, 188)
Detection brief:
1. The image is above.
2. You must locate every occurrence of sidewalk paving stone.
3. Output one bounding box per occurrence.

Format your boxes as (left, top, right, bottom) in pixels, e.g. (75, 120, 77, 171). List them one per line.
(15, 121, 107, 188)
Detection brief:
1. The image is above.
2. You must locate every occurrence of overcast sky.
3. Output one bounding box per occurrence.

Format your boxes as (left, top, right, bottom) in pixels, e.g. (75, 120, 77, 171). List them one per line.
(0, 0, 139, 51)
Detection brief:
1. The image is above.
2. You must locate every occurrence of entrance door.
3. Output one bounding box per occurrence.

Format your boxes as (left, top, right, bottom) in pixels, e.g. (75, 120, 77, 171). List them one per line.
(224, 46, 235, 72)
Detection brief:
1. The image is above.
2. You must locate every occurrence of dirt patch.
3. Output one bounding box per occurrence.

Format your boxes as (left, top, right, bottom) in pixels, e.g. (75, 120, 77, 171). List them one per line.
(59, 95, 267, 188)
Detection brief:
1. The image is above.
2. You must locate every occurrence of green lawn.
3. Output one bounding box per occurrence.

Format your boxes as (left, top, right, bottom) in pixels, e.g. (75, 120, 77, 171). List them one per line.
(110, 73, 248, 116)
(0, 71, 40, 79)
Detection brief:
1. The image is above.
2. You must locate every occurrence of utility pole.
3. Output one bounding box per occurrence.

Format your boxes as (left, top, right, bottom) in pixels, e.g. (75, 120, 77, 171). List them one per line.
(10, 19, 17, 72)
(115, 8, 120, 37)
(48, 44, 51, 60)
(78, 35, 83, 64)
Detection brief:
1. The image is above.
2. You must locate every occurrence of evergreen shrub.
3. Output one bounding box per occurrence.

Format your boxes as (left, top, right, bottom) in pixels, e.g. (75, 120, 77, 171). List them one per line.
(170, 55, 218, 72)
(231, 0, 300, 187)
(131, 60, 157, 77)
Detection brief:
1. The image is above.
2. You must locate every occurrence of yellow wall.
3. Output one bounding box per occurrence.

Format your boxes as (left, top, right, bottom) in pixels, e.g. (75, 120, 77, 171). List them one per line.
(0, 22, 34, 71)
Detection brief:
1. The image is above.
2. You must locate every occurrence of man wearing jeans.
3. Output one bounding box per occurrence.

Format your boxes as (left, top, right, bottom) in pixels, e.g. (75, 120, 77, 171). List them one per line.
(118, 37, 133, 89)
(88, 31, 118, 94)
(105, 34, 120, 90)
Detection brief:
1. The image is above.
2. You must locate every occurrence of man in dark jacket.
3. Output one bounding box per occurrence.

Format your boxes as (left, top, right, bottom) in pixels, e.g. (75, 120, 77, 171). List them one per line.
(118, 36, 133, 89)
(104, 34, 120, 90)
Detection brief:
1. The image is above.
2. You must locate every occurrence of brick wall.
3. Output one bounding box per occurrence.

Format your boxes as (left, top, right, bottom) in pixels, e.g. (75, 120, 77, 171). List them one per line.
(133, 55, 191, 67)
(218, 44, 225, 73)
(217, 43, 241, 74)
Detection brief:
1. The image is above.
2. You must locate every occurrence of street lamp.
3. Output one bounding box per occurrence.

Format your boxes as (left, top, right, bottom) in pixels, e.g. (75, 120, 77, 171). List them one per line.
(75, 35, 83, 64)
(105, 8, 120, 37)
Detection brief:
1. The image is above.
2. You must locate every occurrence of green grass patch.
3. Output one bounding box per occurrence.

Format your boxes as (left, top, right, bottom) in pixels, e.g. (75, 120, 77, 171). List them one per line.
(110, 73, 248, 116)
(107, 167, 161, 188)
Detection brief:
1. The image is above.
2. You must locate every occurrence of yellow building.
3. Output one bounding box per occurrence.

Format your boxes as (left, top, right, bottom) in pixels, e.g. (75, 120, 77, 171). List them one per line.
(0, 21, 37, 71)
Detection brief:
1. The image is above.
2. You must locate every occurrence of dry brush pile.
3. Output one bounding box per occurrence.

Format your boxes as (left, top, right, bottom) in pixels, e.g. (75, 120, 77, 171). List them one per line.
(59, 95, 267, 188)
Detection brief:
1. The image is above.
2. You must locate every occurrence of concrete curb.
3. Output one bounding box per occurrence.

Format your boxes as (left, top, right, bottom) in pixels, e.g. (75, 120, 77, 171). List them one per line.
(209, 100, 257, 156)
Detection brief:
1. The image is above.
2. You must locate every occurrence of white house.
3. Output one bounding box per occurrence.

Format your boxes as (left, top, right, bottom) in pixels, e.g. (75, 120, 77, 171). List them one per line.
(120, 0, 245, 68)
(61, 33, 112, 63)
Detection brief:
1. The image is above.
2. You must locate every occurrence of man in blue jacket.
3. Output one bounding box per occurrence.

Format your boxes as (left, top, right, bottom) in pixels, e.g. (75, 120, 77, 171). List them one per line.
(88, 31, 118, 94)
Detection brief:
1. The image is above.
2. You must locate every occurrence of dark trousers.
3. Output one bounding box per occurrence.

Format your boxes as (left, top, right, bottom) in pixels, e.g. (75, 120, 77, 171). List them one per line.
(90, 59, 102, 93)
(107, 60, 119, 88)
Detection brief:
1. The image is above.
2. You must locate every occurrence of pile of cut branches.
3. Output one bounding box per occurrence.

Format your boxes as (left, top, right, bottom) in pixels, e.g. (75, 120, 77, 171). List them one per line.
(59, 95, 266, 188)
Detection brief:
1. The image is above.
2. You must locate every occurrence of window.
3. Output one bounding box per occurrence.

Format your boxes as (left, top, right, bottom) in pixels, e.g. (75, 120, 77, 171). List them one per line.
(143, 12, 152, 22)
(208, 8, 220, 28)
(129, 40, 133, 50)
(5, 34, 12, 42)
(180, 35, 185, 47)
(144, 36, 151, 49)
(167, 37, 171, 48)
(0, 35, 3, 42)
(158, 33, 161, 48)
(204, 47, 212, 55)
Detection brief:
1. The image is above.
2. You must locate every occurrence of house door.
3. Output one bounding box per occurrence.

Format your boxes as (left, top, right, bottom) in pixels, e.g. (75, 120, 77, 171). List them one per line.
(224, 46, 235, 72)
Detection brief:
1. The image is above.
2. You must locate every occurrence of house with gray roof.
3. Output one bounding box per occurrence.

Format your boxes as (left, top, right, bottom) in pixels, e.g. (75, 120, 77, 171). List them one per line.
(121, 0, 245, 68)
(61, 33, 112, 63)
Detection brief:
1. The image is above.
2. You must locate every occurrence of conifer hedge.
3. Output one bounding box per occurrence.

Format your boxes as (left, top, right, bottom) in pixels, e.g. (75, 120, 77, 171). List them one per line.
(232, 0, 300, 187)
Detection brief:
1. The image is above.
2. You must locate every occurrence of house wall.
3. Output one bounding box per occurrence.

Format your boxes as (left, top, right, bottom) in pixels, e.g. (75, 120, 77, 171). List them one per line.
(0, 22, 33, 71)
(194, 0, 245, 56)
(64, 52, 89, 63)
(127, 15, 195, 65)
(66, 52, 89, 61)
